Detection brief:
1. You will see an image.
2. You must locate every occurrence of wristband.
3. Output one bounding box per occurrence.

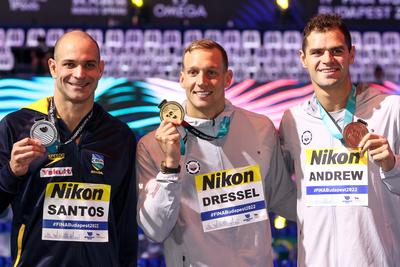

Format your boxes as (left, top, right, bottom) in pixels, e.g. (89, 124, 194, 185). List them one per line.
(160, 161, 181, 174)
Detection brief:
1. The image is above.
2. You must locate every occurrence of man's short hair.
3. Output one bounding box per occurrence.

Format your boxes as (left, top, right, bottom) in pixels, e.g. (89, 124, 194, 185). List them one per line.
(182, 39, 229, 70)
(53, 30, 101, 61)
(302, 13, 352, 52)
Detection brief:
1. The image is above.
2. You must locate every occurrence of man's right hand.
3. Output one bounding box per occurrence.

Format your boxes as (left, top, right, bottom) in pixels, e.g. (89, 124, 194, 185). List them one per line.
(155, 120, 181, 168)
(10, 138, 46, 177)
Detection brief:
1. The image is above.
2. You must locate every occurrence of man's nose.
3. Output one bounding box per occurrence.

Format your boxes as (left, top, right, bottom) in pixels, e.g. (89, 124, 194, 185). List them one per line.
(73, 65, 85, 77)
(196, 72, 209, 86)
(321, 50, 335, 63)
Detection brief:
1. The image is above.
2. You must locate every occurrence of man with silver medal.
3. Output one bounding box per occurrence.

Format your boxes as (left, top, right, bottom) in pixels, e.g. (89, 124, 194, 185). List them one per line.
(279, 13, 400, 266)
(137, 39, 296, 267)
(0, 31, 137, 266)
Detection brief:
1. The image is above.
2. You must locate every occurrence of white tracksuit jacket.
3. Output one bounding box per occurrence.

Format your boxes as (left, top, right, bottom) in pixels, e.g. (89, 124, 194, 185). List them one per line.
(137, 100, 296, 267)
(279, 85, 400, 267)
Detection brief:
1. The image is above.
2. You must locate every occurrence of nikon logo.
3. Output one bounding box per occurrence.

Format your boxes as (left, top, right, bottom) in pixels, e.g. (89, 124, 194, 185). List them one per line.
(50, 183, 104, 200)
(202, 170, 254, 190)
(310, 149, 361, 165)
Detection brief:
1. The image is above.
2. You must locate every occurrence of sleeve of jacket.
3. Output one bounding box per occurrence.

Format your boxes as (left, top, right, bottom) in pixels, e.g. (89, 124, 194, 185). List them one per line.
(136, 133, 182, 243)
(380, 154, 400, 195)
(379, 97, 400, 195)
(264, 119, 296, 222)
(278, 110, 296, 176)
(114, 131, 138, 267)
(0, 116, 26, 213)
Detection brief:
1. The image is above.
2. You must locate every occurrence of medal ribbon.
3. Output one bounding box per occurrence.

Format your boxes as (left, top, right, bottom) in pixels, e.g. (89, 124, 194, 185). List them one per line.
(158, 100, 231, 155)
(317, 84, 356, 143)
(179, 117, 231, 155)
(49, 97, 93, 146)
(180, 116, 230, 141)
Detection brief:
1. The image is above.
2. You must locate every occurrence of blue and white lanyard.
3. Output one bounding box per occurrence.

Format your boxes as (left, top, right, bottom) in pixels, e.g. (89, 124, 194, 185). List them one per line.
(317, 85, 356, 143)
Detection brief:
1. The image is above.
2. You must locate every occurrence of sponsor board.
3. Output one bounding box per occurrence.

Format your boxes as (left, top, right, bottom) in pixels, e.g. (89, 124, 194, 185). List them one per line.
(195, 165, 268, 232)
(42, 182, 111, 242)
(304, 147, 368, 206)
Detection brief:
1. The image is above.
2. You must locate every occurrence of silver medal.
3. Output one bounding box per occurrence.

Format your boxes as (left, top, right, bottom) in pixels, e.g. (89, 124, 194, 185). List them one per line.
(30, 120, 58, 147)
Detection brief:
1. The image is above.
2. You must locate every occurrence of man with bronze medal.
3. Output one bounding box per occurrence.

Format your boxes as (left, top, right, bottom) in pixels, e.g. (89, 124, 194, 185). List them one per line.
(279, 13, 400, 266)
(136, 39, 296, 267)
(0, 31, 137, 266)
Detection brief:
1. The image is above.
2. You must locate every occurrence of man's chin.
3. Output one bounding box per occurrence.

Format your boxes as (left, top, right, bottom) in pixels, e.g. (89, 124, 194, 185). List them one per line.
(68, 84, 91, 91)
(67, 94, 93, 104)
(191, 99, 212, 107)
(315, 77, 341, 87)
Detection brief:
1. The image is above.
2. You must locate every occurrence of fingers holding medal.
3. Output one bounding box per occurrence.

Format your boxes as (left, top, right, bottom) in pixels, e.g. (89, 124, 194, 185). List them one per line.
(10, 137, 46, 177)
(156, 100, 182, 162)
(343, 119, 395, 171)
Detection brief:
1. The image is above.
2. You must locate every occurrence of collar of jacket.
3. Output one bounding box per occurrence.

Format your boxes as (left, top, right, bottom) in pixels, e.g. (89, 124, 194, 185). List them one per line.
(22, 97, 101, 121)
(23, 97, 51, 115)
(303, 83, 380, 119)
(182, 99, 235, 128)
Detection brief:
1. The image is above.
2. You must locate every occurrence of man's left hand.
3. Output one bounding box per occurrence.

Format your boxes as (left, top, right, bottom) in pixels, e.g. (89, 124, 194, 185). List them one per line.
(359, 133, 395, 172)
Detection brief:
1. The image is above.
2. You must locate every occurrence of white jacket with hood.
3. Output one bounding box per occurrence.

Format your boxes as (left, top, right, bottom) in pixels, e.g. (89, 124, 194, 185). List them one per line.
(137, 100, 296, 267)
(280, 85, 400, 267)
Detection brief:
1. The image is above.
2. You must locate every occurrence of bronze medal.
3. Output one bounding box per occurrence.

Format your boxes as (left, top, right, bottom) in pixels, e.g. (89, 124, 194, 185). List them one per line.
(159, 100, 184, 124)
(343, 121, 369, 148)
(30, 120, 58, 147)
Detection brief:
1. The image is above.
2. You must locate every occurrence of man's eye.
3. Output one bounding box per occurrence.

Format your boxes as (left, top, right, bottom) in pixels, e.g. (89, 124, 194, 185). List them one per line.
(331, 48, 344, 55)
(310, 50, 323, 56)
(64, 63, 75, 68)
(209, 70, 218, 76)
(86, 63, 96, 68)
(188, 70, 197, 76)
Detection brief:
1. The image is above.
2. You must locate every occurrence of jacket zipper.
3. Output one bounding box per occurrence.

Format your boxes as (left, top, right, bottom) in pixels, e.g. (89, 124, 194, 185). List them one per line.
(331, 135, 338, 267)
(13, 224, 26, 267)
(333, 207, 338, 267)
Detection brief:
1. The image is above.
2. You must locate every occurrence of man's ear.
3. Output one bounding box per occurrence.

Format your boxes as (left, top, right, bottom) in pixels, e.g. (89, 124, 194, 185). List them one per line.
(224, 69, 233, 88)
(99, 60, 105, 77)
(179, 70, 184, 85)
(48, 58, 57, 78)
(299, 49, 307, 69)
(349, 45, 356, 65)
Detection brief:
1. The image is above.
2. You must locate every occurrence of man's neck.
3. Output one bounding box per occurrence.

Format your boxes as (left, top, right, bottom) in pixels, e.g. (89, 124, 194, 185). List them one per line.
(53, 96, 93, 132)
(315, 83, 352, 112)
(187, 103, 225, 120)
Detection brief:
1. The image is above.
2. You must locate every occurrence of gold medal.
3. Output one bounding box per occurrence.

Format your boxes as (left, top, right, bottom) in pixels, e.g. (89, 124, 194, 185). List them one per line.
(159, 100, 184, 124)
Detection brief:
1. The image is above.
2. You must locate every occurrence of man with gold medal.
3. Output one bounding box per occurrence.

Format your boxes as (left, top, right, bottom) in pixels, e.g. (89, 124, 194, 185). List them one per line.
(279, 13, 400, 266)
(137, 39, 296, 267)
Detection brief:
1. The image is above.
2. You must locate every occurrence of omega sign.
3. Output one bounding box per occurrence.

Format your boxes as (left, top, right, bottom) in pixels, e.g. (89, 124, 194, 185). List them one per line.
(153, 0, 208, 18)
